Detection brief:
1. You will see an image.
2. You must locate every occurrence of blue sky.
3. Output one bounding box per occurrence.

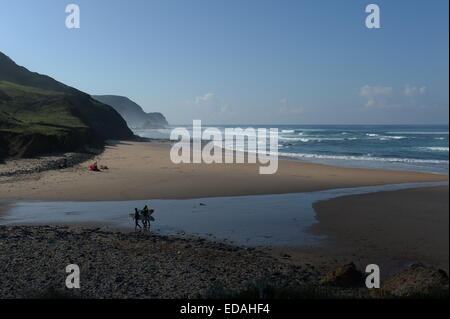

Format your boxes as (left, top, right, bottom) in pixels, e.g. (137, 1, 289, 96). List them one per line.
(1, 0, 448, 124)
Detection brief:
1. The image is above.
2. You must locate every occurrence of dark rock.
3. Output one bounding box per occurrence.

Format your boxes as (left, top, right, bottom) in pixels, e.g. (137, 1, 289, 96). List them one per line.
(382, 263, 449, 297)
(0, 225, 321, 298)
(319, 262, 364, 288)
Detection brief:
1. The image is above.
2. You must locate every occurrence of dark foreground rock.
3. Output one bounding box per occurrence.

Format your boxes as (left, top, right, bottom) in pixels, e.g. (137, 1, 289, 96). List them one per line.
(1, 226, 448, 299)
(319, 262, 365, 288)
(381, 263, 449, 297)
(0, 226, 319, 299)
(318, 262, 449, 298)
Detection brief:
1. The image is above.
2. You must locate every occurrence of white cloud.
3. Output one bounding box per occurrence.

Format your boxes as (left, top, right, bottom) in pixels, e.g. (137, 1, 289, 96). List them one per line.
(360, 84, 428, 108)
(194, 92, 216, 105)
(192, 92, 231, 115)
(403, 85, 427, 97)
(360, 85, 394, 108)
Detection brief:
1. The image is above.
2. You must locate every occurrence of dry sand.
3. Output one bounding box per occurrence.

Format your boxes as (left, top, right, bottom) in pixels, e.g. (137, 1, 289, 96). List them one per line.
(0, 140, 447, 201)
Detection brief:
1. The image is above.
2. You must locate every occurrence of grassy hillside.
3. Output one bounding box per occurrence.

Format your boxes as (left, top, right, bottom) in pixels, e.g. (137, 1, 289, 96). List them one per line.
(0, 52, 77, 94)
(0, 52, 133, 158)
(0, 81, 86, 131)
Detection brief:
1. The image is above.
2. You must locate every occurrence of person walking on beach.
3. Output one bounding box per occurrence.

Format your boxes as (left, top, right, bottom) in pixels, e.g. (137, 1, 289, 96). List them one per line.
(134, 208, 141, 230)
(147, 209, 155, 230)
(142, 205, 150, 228)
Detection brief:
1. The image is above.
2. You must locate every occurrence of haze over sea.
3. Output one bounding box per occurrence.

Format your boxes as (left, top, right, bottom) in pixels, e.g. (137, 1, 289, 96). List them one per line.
(134, 124, 449, 174)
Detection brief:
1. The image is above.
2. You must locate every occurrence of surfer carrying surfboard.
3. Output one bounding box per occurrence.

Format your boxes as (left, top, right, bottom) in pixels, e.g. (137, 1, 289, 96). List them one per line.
(141, 205, 155, 229)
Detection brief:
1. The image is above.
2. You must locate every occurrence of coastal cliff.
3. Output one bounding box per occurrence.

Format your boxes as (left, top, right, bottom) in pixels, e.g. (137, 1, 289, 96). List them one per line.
(0, 52, 134, 158)
(92, 95, 169, 129)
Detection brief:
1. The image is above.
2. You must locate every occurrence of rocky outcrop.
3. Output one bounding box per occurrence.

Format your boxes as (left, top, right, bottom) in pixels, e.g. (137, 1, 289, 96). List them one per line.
(0, 128, 94, 158)
(319, 261, 449, 297)
(319, 262, 365, 288)
(381, 263, 449, 297)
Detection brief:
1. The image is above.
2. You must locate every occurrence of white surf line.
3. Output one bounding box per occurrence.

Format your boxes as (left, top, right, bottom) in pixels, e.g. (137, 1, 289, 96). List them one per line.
(0, 181, 448, 247)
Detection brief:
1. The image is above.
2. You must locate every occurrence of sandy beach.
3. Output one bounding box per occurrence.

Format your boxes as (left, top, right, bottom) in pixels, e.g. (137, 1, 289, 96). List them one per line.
(0, 139, 448, 290)
(0, 140, 447, 201)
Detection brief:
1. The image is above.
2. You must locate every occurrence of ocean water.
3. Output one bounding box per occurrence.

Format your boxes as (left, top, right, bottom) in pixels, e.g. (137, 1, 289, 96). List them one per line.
(134, 124, 449, 174)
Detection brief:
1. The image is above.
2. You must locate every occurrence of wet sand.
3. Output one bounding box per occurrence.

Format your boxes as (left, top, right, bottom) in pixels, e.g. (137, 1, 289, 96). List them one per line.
(0, 201, 10, 217)
(303, 186, 449, 275)
(0, 140, 446, 201)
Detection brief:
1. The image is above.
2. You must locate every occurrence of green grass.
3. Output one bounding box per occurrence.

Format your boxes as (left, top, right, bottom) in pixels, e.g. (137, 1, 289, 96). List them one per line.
(0, 80, 63, 96)
(0, 80, 88, 136)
